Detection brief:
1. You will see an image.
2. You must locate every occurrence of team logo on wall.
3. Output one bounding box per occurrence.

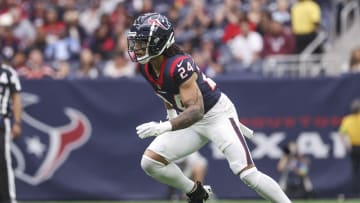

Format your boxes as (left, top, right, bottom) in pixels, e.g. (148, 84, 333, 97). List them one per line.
(11, 93, 91, 185)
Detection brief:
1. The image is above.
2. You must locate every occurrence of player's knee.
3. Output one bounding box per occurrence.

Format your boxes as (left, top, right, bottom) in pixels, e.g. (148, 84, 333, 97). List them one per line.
(239, 167, 261, 189)
(228, 161, 245, 175)
(140, 155, 165, 175)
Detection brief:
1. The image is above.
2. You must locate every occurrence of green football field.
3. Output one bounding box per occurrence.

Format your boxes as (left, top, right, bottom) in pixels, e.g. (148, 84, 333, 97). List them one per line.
(20, 200, 360, 203)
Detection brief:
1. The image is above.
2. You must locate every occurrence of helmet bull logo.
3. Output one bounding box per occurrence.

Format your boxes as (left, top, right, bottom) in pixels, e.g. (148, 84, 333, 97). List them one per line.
(147, 18, 170, 30)
(11, 93, 91, 185)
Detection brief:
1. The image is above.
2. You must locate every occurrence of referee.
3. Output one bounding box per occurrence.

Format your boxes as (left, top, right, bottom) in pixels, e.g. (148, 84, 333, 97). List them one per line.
(0, 63, 22, 203)
(339, 98, 360, 197)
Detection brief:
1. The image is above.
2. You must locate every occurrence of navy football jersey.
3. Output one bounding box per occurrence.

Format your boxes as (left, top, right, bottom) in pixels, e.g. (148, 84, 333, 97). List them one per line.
(139, 54, 221, 113)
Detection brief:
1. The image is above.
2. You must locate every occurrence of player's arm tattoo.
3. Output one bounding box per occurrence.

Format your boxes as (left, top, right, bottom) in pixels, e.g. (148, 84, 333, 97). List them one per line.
(170, 74, 204, 130)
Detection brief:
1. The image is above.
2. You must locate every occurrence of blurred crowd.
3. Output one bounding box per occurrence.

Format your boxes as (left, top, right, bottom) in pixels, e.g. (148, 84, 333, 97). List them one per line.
(0, 0, 334, 79)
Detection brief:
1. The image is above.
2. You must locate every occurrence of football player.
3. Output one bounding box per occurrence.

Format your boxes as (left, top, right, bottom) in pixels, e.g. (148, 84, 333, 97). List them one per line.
(128, 13, 291, 203)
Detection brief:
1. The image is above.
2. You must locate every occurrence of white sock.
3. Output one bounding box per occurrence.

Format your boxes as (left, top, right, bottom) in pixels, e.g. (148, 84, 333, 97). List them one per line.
(240, 167, 292, 203)
(141, 155, 195, 193)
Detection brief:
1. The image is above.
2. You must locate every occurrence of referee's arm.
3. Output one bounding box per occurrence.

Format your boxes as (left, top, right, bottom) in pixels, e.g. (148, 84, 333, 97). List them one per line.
(11, 92, 22, 139)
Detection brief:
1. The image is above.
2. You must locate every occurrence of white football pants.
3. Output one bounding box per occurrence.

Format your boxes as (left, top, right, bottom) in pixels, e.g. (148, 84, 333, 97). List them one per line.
(147, 93, 253, 174)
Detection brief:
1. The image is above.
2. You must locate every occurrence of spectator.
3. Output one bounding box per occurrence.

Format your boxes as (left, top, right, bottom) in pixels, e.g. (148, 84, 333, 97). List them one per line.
(291, 0, 321, 54)
(246, 0, 265, 28)
(226, 20, 263, 74)
(113, 33, 129, 55)
(99, 13, 112, 29)
(179, 40, 193, 55)
(0, 13, 19, 59)
(221, 10, 250, 43)
(41, 8, 65, 45)
(271, 0, 291, 26)
(255, 11, 272, 36)
(0, 0, 12, 14)
(214, 0, 246, 43)
(17, 48, 54, 79)
(28, 26, 48, 53)
(214, 0, 243, 28)
(262, 19, 295, 58)
(10, 7, 36, 50)
(63, 10, 87, 47)
(167, 4, 181, 28)
(89, 24, 115, 62)
(193, 39, 224, 77)
(110, 2, 129, 36)
(29, 0, 47, 26)
(341, 47, 360, 74)
(0, 0, 337, 79)
(11, 51, 26, 70)
(102, 51, 136, 79)
(349, 47, 360, 73)
(78, 0, 101, 36)
(76, 48, 99, 79)
(176, 0, 211, 47)
(339, 98, 360, 197)
(54, 0, 81, 18)
(136, 0, 153, 14)
(277, 141, 315, 199)
(100, 0, 123, 14)
(54, 60, 71, 80)
(44, 29, 81, 63)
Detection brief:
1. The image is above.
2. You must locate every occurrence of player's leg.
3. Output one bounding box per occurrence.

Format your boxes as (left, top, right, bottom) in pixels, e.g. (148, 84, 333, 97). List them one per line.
(0, 119, 16, 203)
(140, 127, 208, 194)
(199, 93, 291, 203)
(165, 151, 209, 201)
(166, 156, 189, 200)
(184, 151, 213, 202)
(0, 128, 8, 202)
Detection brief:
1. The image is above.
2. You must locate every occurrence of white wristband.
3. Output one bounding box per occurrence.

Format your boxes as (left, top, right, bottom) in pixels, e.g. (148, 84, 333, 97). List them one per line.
(160, 120, 173, 132)
(166, 109, 178, 120)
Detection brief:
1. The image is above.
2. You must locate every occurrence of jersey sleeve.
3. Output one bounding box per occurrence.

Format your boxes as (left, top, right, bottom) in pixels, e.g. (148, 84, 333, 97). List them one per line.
(10, 70, 21, 93)
(3, 64, 21, 93)
(338, 117, 349, 135)
(170, 57, 198, 86)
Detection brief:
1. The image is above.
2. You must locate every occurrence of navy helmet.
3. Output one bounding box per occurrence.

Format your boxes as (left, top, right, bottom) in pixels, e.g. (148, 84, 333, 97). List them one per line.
(127, 13, 175, 64)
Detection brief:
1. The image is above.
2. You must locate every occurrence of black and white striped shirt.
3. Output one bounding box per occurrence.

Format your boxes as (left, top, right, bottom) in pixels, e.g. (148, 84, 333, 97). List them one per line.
(0, 63, 21, 117)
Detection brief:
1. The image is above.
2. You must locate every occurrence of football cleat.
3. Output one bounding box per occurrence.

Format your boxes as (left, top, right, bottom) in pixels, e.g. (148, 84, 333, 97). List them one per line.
(186, 181, 212, 203)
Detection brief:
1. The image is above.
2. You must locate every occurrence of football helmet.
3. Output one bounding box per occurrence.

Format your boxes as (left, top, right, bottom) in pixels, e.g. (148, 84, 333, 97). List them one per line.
(127, 13, 175, 64)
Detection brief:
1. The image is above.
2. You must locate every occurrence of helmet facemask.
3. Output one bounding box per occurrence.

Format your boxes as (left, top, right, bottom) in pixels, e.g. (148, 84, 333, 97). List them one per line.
(127, 34, 150, 64)
(128, 31, 174, 64)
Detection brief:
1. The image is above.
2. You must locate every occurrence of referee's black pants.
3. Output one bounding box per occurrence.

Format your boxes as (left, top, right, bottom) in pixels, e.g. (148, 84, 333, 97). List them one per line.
(351, 146, 360, 197)
(294, 32, 322, 54)
(0, 118, 16, 203)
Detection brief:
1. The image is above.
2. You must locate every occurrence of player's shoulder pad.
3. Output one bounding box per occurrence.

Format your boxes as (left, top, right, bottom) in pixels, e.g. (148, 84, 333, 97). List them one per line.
(1, 63, 17, 75)
(169, 55, 198, 81)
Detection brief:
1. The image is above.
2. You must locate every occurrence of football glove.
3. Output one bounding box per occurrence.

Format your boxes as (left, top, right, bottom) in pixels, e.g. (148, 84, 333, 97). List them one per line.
(136, 121, 172, 139)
